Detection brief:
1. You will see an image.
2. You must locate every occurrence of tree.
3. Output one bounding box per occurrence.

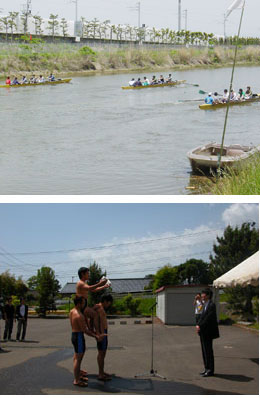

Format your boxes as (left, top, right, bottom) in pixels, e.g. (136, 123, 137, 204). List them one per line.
(8, 11, 19, 42)
(87, 261, 106, 306)
(178, 259, 213, 285)
(48, 14, 59, 40)
(32, 15, 44, 36)
(153, 264, 179, 290)
(0, 271, 28, 299)
(0, 16, 9, 40)
(20, 10, 31, 34)
(210, 222, 259, 318)
(33, 266, 61, 316)
(60, 17, 68, 37)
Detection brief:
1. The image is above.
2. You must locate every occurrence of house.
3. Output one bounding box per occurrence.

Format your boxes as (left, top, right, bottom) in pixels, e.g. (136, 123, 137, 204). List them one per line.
(61, 277, 153, 297)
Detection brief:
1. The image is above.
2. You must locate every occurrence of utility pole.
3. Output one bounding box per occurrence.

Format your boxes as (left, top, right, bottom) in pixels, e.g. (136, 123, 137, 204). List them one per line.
(21, 0, 32, 33)
(72, 0, 78, 22)
(183, 9, 187, 31)
(224, 13, 227, 39)
(128, 2, 141, 29)
(178, 0, 181, 31)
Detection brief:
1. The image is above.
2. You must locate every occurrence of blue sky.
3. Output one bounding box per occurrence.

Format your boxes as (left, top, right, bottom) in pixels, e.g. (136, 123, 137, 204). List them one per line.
(0, 203, 258, 286)
(1, 0, 260, 37)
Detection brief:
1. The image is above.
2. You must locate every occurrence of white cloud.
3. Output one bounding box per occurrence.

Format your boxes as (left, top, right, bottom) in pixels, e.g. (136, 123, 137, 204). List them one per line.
(222, 204, 259, 227)
(68, 225, 223, 279)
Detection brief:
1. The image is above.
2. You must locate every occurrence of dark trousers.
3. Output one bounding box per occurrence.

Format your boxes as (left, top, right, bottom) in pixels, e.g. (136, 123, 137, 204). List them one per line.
(16, 319, 27, 340)
(195, 314, 201, 324)
(4, 318, 14, 340)
(200, 334, 214, 373)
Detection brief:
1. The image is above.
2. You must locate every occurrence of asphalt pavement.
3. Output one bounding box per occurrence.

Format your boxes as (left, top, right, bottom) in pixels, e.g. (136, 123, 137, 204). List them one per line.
(0, 318, 258, 395)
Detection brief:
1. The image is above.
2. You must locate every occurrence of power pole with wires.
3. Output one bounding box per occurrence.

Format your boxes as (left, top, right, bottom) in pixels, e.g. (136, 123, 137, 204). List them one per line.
(224, 13, 227, 39)
(128, 2, 141, 29)
(21, 0, 32, 33)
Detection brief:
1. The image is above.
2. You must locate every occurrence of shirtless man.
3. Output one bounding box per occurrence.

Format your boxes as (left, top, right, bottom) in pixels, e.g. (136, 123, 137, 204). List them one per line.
(70, 296, 106, 387)
(76, 267, 109, 336)
(95, 294, 114, 381)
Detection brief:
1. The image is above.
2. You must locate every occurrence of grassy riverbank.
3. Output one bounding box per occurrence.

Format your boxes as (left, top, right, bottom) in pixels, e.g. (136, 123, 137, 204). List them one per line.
(199, 153, 260, 195)
(0, 43, 260, 77)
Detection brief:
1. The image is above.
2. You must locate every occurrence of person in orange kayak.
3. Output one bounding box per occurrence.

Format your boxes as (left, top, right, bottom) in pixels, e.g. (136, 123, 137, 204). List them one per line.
(6, 76, 11, 85)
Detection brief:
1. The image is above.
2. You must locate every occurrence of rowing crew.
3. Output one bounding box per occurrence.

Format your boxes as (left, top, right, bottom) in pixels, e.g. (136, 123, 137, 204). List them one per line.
(205, 86, 255, 105)
(129, 74, 174, 87)
(5, 74, 56, 85)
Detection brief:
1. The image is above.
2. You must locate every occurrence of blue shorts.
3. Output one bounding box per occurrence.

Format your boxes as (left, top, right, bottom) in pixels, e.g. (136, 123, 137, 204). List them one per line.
(71, 332, 85, 354)
(97, 329, 108, 351)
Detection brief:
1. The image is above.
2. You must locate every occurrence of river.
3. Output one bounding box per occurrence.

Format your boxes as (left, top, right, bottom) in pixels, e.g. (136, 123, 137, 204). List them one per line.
(1, 66, 259, 194)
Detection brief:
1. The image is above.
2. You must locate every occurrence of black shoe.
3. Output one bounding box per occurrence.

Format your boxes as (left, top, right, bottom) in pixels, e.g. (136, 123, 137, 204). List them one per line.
(200, 370, 207, 376)
(202, 371, 214, 377)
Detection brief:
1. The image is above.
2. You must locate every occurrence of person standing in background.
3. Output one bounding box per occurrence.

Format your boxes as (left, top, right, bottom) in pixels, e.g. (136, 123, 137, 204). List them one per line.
(16, 298, 29, 341)
(0, 297, 4, 351)
(3, 297, 15, 341)
(194, 293, 203, 324)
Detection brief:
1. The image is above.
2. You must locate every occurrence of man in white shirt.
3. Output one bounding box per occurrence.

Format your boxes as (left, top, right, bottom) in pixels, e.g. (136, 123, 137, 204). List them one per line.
(129, 78, 135, 86)
(16, 298, 28, 341)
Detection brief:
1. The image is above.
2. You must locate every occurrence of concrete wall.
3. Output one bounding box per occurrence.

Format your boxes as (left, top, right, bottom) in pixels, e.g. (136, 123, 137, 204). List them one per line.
(156, 291, 166, 323)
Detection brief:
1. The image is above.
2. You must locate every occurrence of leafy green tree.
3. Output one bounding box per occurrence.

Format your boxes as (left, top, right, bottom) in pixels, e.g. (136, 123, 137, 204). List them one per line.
(0, 16, 9, 40)
(33, 266, 61, 316)
(0, 271, 28, 299)
(20, 10, 31, 34)
(123, 294, 141, 316)
(87, 261, 106, 306)
(32, 15, 44, 36)
(48, 14, 59, 40)
(153, 264, 179, 290)
(178, 258, 213, 285)
(8, 11, 19, 42)
(60, 17, 68, 37)
(210, 222, 259, 318)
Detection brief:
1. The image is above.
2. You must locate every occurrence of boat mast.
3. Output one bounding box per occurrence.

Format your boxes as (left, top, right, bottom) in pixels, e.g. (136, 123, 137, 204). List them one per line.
(217, 2, 245, 176)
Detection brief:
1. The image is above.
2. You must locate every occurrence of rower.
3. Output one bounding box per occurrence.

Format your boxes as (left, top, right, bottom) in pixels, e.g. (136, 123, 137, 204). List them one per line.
(133, 78, 142, 87)
(222, 89, 229, 103)
(245, 86, 253, 99)
(205, 92, 214, 105)
(151, 76, 157, 85)
(5, 76, 11, 85)
(237, 88, 245, 101)
(230, 89, 237, 101)
(12, 77, 20, 85)
(22, 76, 28, 84)
(49, 73, 55, 82)
(38, 75, 45, 83)
(30, 75, 37, 83)
(159, 75, 164, 83)
(143, 77, 150, 86)
(129, 78, 135, 86)
(166, 74, 172, 83)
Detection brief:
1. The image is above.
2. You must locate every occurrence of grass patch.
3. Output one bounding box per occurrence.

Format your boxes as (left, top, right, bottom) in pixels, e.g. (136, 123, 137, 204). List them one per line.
(0, 43, 260, 76)
(201, 153, 260, 195)
(248, 322, 259, 330)
(219, 313, 234, 325)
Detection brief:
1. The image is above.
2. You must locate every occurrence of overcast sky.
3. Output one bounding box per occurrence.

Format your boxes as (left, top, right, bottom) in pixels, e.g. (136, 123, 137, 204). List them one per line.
(0, 203, 258, 286)
(0, 0, 259, 37)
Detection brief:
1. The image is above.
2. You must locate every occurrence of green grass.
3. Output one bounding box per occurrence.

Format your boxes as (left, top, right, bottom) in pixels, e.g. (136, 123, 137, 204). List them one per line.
(200, 153, 260, 195)
(248, 322, 259, 330)
(0, 43, 260, 76)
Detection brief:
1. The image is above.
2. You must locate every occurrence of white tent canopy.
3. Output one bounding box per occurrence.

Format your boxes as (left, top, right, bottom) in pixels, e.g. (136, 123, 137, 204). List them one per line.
(213, 251, 259, 288)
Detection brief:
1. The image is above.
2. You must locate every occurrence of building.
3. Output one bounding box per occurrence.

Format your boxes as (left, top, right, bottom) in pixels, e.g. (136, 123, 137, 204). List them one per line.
(156, 285, 219, 326)
(61, 277, 152, 297)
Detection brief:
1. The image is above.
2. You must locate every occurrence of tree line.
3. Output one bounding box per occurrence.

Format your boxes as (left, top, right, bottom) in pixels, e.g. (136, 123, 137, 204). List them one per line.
(0, 12, 260, 45)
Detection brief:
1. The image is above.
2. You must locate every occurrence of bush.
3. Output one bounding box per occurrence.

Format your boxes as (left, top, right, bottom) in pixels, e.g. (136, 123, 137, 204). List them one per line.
(79, 46, 96, 59)
(123, 294, 141, 316)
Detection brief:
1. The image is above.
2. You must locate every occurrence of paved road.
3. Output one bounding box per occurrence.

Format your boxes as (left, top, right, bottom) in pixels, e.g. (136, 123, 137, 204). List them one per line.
(0, 318, 258, 394)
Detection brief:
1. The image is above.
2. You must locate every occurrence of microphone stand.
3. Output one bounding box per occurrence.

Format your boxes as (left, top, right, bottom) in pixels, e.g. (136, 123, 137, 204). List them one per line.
(135, 301, 166, 380)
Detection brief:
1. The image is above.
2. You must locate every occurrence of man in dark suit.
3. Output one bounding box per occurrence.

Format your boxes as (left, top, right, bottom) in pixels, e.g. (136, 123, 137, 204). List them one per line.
(196, 289, 219, 377)
(16, 298, 29, 341)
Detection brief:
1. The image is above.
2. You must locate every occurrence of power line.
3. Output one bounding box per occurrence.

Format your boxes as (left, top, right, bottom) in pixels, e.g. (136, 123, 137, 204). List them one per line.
(0, 228, 221, 256)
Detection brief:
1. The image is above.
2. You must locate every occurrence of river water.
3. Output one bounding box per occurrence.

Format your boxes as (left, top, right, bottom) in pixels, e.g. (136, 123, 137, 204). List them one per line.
(1, 66, 259, 194)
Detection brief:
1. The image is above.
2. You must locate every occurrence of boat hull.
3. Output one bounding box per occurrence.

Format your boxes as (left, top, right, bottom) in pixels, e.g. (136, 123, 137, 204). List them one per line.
(199, 95, 260, 110)
(122, 80, 186, 90)
(0, 78, 72, 88)
(187, 143, 260, 175)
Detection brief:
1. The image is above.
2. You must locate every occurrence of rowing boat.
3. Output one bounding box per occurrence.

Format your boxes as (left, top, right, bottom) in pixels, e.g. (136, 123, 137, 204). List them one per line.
(0, 78, 72, 88)
(199, 94, 260, 110)
(187, 142, 260, 174)
(122, 80, 186, 90)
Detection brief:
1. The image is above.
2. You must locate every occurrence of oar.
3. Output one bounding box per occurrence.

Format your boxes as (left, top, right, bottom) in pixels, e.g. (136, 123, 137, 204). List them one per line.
(178, 98, 204, 102)
(199, 90, 223, 97)
(184, 82, 199, 87)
